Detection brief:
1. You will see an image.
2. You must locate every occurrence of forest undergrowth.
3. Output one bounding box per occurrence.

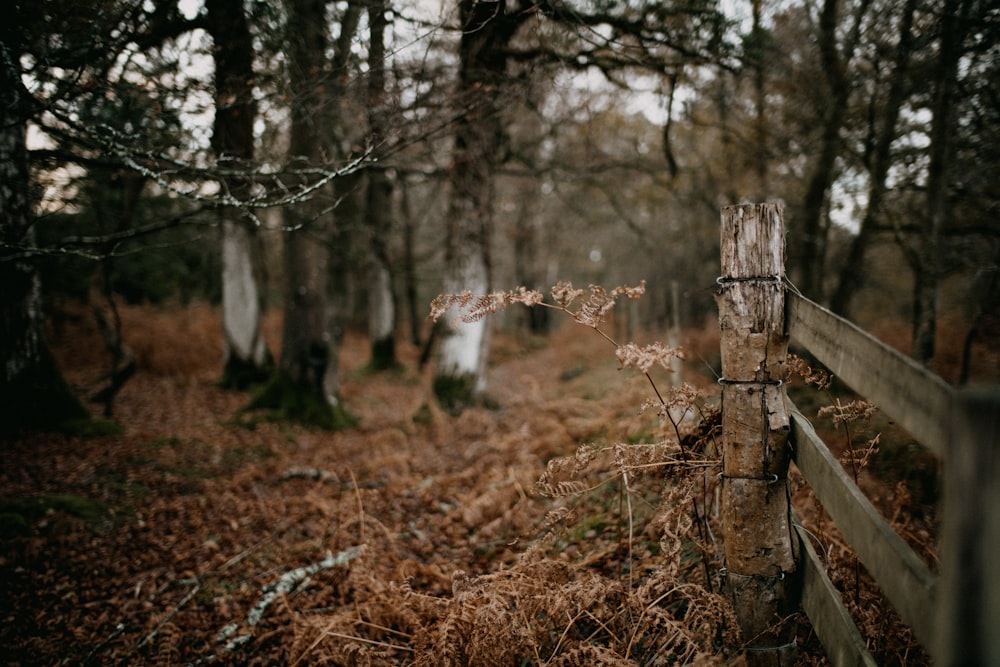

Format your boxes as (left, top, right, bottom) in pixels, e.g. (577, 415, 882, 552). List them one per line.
(1, 289, 939, 665)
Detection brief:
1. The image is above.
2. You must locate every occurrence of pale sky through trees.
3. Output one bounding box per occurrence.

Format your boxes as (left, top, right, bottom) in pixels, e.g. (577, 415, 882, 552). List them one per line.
(15, 0, 995, 348)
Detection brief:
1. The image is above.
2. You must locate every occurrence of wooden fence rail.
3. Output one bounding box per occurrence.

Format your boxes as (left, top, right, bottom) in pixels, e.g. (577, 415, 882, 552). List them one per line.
(720, 204, 1000, 666)
(788, 294, 938, 652)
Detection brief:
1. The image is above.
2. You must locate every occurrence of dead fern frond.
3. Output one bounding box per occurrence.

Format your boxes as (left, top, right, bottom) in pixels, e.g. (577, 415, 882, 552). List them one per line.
(664, 384, 701, 420)
(421, 281, 737, 662)
(786, 353, 833, 389)
(818, 398, 878, 427)
(839, 433, 881, 470)
(616, 342, 684, 375)
(574, 284, 617, 328)
(551, 281, 585, 308)
(535, 477, 599, 498)
(538, 506, 577, 535)
(547, 644, 634, 666)
(534, 441, 604, 494)
(611, 282, 647, 300)
(429, 287, 546, 325)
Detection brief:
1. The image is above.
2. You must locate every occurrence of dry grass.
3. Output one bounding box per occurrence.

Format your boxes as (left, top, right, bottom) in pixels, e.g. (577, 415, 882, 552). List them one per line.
(0, 293, 944, 665)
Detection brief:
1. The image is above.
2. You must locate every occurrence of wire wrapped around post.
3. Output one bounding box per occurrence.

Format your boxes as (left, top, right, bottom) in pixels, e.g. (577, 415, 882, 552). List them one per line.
(716, 203, 800, 666)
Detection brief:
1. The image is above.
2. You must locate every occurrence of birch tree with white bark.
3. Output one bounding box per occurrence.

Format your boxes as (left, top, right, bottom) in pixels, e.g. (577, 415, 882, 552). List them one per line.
(365, 0, 398, 371)
(433, 0, 516, 411)
(207, 0, 274, 389)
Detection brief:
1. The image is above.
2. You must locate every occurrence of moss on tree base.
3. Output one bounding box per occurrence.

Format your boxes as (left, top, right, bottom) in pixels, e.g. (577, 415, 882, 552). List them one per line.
(433, 371, 482, 415)
(241, 370, 358, 430)
(220, 352, 274, 391)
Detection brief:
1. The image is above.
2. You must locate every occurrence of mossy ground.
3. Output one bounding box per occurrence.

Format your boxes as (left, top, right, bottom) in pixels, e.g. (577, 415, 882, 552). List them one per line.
(241, 370, 358, 430)
(0, 493, 107, 538)
(432, 371, 479, 414)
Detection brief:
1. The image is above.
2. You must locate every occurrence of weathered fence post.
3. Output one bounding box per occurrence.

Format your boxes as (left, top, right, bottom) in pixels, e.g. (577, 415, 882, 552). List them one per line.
(717, 203, 798, 665)
(934, 388, 1000, 665)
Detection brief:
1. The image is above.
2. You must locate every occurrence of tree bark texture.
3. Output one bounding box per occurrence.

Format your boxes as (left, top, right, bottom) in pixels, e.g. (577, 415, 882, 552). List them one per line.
(0, 30, 88, 433)
(911, 0, 970, 367)
(792, 0, 870, 301)
(829, 0, 917, 317)
(434, 0, 515, 410)
(243, 0, 355, 429)
(717, 203, 798, 665)
(365, 0, 396, 370)
(284, 0, 335, 399)
(207, 0, 272, 388)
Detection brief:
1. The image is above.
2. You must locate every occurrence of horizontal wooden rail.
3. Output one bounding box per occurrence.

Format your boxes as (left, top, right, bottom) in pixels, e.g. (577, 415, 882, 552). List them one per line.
(795, 521, 877, 667)
(786, 292, 952, 457)
(790, 402, 937, 647)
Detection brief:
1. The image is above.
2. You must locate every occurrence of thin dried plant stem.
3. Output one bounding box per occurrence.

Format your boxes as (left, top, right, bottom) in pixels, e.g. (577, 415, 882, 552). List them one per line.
(546, 609, 589, 663)
(625, 584, 686, 657)
(556, 301, 672, 415)
(348, 467, 365, 544)
(624, 459, 717, 471)
(138, 582, 200, 649)
(514, 597, 545, 665)
(291, 616, 340, 667)
(355, 618, 412, 639)
(323, 631, 414, 652)
(581, 608, 623, 645)
(622, 471, 635, 589)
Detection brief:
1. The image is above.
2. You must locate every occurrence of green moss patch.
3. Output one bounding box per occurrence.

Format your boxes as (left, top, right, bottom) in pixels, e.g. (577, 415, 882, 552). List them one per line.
(432, 372, 478, 415)
(0, 493, 107, 539)
(241, 371, 358, 430)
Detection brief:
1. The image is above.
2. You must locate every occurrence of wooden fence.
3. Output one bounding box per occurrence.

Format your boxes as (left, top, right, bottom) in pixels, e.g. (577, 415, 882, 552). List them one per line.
(719, 203, 1000, 666)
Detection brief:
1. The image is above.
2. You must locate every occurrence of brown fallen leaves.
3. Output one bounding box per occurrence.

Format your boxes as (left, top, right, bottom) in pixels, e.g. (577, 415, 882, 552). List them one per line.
(0, 301, 934, 665)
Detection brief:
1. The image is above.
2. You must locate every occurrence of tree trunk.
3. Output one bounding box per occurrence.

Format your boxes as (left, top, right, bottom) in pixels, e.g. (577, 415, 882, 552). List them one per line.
(220, 219, 271, 385)
(245, 0, 355, 429)
(829, 0, 917, 317)
(207, 0, 273, 389)
(718, 204, 798, 666)
(433, 0, 512, 412)
(912, 0, 969, 366)
(365, 0, 397, 370)
(512, 199, 549, 334)
(400, 177, 427, 347)
(792, 0, 870, 301)
(0, 36, 88, 434)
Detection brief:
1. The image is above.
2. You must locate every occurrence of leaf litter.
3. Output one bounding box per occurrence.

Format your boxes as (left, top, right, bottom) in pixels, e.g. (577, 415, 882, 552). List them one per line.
(0, 302, 934, 665)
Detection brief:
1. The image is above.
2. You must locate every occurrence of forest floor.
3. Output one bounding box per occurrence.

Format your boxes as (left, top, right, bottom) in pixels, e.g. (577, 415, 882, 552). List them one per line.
(1, 302, 942, 666)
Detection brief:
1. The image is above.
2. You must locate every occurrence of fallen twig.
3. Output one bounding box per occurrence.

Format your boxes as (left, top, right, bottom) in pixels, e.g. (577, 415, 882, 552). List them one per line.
(213, 545, 364, 652)
(138, 582, 201, 649)
(278, 467, 340, 484)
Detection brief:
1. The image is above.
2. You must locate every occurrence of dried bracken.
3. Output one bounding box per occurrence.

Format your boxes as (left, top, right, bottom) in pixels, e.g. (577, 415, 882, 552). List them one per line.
(430, 281, 646, 334)
(2, 298, 938, 666)
(818, 397, 879, 427)
(786, 353, 833, 390)
(616, 342, 684, 375)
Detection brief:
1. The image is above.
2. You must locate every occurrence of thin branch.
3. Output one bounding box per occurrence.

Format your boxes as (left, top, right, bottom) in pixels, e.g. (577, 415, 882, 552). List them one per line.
(138, 583, 201, 649)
